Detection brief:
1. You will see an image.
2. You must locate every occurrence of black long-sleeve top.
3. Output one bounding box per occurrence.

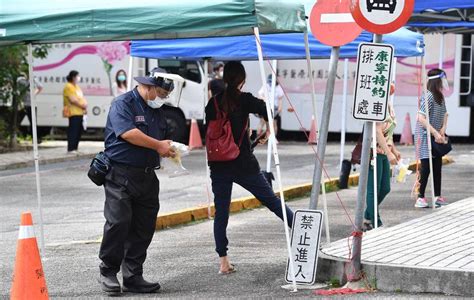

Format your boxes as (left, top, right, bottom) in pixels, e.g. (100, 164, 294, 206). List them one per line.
(205, 92, 268, 175)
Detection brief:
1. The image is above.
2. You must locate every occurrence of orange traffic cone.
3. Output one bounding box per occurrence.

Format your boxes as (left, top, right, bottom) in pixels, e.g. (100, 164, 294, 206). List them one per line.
(308, 115, 318, 145)
(10, 212, 48, 300)
(399, 112, 414, 145)
(188, 119, 203, 150)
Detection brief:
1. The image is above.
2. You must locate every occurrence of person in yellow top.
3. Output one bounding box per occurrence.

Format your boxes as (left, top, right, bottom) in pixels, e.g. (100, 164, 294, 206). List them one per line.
(63, 70, 88, 153)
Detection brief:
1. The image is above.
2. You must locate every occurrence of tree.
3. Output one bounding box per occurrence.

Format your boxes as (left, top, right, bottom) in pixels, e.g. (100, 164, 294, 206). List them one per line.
(0, 45, 50, 148)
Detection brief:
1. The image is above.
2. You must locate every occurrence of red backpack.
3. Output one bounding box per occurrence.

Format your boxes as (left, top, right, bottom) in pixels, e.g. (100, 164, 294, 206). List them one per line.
(206, 97, 248, 162)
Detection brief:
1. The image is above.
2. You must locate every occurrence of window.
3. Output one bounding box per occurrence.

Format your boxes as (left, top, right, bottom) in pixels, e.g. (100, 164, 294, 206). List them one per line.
(157, 60, 202, 83)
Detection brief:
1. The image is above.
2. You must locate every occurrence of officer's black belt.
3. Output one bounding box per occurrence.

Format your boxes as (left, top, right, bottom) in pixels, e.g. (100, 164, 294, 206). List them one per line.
(111, 161, 160, 174)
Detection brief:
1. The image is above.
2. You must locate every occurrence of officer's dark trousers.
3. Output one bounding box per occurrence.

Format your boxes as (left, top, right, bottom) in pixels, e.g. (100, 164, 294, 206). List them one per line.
(67, 116, 83, 151)
(210, 171, 293, 257)
(99, 164, 160, 280)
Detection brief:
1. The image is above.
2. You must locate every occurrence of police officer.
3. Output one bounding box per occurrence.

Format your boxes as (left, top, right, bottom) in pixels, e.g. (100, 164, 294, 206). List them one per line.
(98, 67, 176, 294)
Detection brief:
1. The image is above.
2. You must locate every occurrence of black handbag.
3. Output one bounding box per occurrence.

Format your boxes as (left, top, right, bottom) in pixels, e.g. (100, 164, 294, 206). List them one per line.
(431, 134, 452, 157)
(87, 152, 111, 186)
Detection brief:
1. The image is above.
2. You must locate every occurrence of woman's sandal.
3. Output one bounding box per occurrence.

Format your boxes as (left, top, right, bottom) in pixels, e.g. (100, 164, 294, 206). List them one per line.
(218, 264, 237, 275)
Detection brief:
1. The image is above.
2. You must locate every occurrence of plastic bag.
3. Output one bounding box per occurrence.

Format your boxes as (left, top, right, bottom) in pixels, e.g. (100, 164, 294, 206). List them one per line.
(392, 158, 412, 183)
(166, 142, 190, 178)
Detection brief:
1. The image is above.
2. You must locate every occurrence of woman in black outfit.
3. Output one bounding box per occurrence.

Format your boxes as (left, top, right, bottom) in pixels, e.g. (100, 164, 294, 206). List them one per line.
(205, 61, 294, 274)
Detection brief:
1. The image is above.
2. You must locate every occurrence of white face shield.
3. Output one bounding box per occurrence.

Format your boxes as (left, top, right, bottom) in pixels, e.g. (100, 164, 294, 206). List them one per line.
(428, 72, 449, 91)
(150, 72, 185, 107)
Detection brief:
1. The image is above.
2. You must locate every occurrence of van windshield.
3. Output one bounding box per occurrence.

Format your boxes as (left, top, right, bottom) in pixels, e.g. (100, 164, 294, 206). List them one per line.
(158, 60, 202, 83)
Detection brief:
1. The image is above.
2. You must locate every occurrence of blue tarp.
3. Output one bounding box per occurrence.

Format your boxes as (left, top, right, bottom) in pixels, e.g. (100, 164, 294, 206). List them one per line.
(409, 1, 474, 33)
(409, 21, 474, 28)
(131, 27, 424, 60)
(414, 1, 474, 13)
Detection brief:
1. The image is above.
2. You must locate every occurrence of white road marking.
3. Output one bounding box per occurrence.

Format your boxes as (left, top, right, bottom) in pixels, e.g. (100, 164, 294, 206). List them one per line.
(320, 13, 355, 24)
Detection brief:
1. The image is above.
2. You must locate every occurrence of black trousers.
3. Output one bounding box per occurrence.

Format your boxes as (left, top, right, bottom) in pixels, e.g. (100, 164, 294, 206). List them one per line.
(99, 164, 160, 280)
(418, 156, 443, 198)
(67, 116, 83, 151)
(211, 171, 293, 257)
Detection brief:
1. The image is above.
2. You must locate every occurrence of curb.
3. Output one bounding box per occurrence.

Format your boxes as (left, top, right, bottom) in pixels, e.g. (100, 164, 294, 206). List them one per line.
(156, 156, 454, 230)
(316, 253, 473, 296)
(0, 153, 96, 171)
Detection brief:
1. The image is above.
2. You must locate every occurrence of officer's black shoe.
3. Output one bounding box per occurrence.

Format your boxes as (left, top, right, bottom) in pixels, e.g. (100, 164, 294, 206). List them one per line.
(123, 275, 161, 293)
(99, 274, 121, 294)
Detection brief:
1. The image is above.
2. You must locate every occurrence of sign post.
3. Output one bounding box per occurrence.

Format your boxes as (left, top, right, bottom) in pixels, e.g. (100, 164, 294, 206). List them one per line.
(285, 210, 323, 285)
(348, 0, 414, 282)
(308, 0, 362, 210)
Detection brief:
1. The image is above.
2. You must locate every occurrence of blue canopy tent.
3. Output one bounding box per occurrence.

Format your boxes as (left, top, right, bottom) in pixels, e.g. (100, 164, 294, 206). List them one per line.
(131, 27, 424, 60)
(409, 1, 474, 33)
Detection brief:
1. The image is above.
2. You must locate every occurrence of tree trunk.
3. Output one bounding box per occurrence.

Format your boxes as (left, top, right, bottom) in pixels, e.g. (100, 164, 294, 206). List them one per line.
(8, 94, 19, 149)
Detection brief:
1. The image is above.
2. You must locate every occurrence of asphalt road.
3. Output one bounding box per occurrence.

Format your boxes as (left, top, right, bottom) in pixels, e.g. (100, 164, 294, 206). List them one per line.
(0, 143, 472, 298)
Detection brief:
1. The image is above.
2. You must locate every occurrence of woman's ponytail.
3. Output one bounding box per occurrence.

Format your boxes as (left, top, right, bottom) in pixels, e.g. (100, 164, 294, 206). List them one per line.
(222, 62, 246, 114)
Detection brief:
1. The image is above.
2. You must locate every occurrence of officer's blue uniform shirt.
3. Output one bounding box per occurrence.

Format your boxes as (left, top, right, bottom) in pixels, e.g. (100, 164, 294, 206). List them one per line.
(104, 87, 167, 168)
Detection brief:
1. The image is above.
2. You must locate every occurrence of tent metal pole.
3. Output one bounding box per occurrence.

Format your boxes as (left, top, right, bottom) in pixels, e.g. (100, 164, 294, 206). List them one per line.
(267, 60, 277, 173)
(438, 34, 444, 69)
(254, 27, 297, 292)
(421, 56, 437, 210)
(304, 30, 319, 127)
(304, 30, 330, 243)
(127, 55, 134, 91)
(340, 58, 349, 171)
(27, 44, 45, 255)
(203, 59, 212, 219)
(309, 46, 340, 210)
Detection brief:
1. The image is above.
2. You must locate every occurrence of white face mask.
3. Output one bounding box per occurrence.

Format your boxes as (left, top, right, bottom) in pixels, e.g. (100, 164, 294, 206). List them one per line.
(147, 98, 166, 109)
(219, 71, 224, 78)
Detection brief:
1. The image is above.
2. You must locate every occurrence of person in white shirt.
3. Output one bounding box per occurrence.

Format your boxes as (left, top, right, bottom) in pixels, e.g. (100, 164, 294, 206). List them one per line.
(257, 74, 284, 139)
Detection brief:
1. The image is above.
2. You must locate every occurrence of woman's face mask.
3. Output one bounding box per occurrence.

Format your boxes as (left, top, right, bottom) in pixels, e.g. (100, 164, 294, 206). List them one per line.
(74, 76, 81, 84)
(117, 74, 126, 82)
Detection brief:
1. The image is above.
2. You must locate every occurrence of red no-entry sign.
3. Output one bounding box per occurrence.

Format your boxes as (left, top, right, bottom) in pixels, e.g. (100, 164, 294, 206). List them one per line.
(350, 0, 415, 34)
(309, 0, 363, 47)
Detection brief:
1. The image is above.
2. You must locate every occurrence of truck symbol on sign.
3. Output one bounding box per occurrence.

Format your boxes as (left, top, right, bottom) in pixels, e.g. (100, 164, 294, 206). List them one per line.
(367, 0, 397, 14)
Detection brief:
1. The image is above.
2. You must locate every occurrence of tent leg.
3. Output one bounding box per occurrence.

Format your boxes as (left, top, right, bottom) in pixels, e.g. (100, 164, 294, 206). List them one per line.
(127, 55, 134, 91)
(27, 44, 45, 255)
(203, 59, 213, 219)
(254, 27, 297, 292)
(266, 60, 277, 173)
(438, 34, 444, 69)
(304, 30, 318, 128)
(340, 58, 349, 171)
(421, 56, 437, 209)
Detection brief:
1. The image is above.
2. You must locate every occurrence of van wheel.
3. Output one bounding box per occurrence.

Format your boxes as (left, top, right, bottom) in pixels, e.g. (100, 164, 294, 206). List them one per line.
(163, 109, 188, 144)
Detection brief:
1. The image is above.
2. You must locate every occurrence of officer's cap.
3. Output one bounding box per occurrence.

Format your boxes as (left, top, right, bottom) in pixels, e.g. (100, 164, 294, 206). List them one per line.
(134, 67, 174, 92)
